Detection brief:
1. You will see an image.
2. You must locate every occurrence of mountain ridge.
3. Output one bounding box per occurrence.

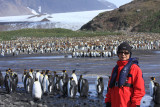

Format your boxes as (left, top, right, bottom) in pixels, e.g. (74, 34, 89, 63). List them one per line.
(0, 0, 116, 17)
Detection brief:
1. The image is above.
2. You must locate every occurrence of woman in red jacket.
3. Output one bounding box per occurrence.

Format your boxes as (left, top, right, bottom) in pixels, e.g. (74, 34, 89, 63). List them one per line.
(105, 42, 145, 107)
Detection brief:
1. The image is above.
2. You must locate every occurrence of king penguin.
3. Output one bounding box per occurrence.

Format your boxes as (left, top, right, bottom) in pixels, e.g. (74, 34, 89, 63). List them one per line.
(95, 76, 104, 96)
(0, 71, 4, 88)
(26, 75, 33, 93)
(67, 77, 77, 98)
(149, 77, 155, 97)
(42, 71, 49, 95)
(48, 74, 54, 94)
(11, 72, 18, 92)
(32, 78, 42, 101)
(152, 78, 160, 104)
(62, 70, 69, 97)
(55, 74, 61, 92)
(22, 69, 27, 83)
(78, 75, 82, 94)
(71, 70, 78, 85)
(4, 70, 12, 93)
(59, 76, 63, 93)
(53, 71, 58, 92)
(39, 70, 45, 85)
(78, 75, 89, 97)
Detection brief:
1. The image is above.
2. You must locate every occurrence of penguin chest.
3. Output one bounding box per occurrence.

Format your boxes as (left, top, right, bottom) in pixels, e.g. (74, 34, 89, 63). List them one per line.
(79, 79, 83, 92)
(97, 84, 102, 93)
(72, 74, 78, 85)
(26, 78, 32, 93)
(149, 81, 155, 97)
(39, 75, 44, 84)
(32, 82, 42, 99)
(29, 72, 33, 79)
(36, 73, 40, 81)
(22, 75, 26, 83)
(67, 81, 71, 97)
(43, 76, 49, 92)
(70, 81, 77, 98)
(60, 79, 64, 91)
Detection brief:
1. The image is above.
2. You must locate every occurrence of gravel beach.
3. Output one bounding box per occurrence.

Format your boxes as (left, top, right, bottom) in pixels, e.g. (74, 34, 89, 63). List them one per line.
(0, 50, 160, 107)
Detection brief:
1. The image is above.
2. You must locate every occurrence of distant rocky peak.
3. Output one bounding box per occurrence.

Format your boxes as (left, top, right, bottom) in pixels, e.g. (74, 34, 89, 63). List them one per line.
(0, 0, 116, 16)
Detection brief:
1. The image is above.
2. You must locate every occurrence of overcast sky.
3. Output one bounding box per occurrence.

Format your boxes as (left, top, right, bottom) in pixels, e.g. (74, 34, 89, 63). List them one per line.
(107, 0, 133, 7)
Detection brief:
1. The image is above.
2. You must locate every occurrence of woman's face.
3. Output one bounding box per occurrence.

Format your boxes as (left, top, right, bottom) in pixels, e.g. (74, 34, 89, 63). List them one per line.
(118, 50, 130, 61)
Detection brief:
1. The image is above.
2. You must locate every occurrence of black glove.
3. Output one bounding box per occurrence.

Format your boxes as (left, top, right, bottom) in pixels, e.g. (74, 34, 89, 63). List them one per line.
(136, 105, 140, 107)
(106, 102, 111, 107)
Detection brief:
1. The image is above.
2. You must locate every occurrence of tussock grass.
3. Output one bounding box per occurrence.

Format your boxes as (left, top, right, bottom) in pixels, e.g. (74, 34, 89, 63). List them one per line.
(0, 28, 121, 41)
(136, 11, 160, 33)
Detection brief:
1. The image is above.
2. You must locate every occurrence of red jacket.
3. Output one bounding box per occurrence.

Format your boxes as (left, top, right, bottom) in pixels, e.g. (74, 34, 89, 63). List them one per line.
(105, 60, 145, 107)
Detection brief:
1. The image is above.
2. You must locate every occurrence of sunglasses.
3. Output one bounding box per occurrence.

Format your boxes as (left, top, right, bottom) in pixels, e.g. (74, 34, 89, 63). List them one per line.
(118, 51, 130, 55)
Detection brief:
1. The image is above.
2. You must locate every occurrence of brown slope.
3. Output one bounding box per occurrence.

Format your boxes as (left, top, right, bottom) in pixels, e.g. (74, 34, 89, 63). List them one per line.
(80, 0, 160, 32)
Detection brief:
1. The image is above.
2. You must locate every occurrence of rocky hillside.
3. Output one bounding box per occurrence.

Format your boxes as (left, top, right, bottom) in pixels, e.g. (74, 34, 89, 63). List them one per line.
(80, 0, 160, 33)
(0, 0, 116, 17)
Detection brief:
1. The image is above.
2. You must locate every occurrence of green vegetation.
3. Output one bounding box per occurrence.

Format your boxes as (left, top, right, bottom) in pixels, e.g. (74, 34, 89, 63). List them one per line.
(0, 28, 121, 41)
(136, 11, 160, 33)
(80, 0, 160, 33)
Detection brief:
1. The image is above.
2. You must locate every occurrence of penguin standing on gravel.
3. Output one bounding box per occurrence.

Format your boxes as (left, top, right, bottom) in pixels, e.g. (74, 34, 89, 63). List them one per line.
(62, 70, 69, 96)
(42, 71, 49, 95)
(32, 78, 42, 101)
(78, 75, 89, 97)
(59, 75, 64, 93)
(11, 72, 18, 92)
(71, 70, 78, 85)
(48, 74, 54, 94)
(24, 73, 29, 91)
(78, 75, 83, 94)
(22, 69, 27, 83)
(149, 77, 155, 97)
(95, 76, 104, 96)
(52, 71, 57, 91)
(0, 71, 4, 88)
(67, 77, 77, 98)
(4, 70, 12, 93)
(55, 75, 61, 92)
(151, 77, 160, 104)
(26, 75, 33, 93)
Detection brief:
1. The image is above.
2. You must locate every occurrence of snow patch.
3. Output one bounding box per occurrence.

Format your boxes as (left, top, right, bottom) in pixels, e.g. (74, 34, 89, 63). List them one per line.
(27, 7, 39, 15)
(0, 9, 112, 31)
(38, 6, 42, 13)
